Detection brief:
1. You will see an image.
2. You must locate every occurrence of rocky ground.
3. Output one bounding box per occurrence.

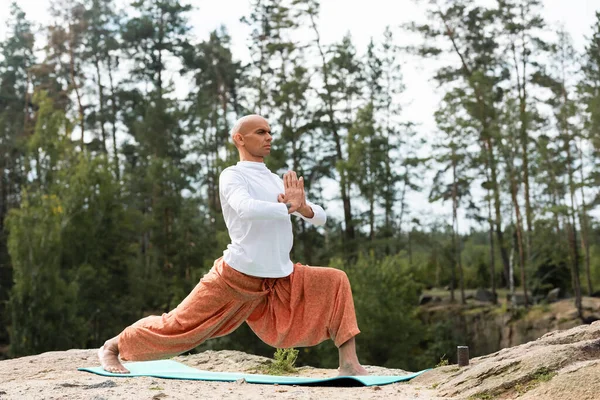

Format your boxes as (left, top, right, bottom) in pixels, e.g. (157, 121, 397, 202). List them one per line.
(1, 321, 599, 400)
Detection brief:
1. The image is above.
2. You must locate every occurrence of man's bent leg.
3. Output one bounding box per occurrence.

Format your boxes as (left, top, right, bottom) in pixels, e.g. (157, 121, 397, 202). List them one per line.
(247, 264, 367, 375)
(98, 259, 264, 372)
(338, 337, 368, 376)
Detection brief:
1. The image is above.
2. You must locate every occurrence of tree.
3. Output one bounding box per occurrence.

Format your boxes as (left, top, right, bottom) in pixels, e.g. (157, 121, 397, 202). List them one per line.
(497, 0, 551, 256)
(407, 0, 513, 287)
(81, 0, 123, 173)
(120, 0, 195, 308)
(498, 96, 529, 307)
(430, 91, 475, 304)
(0, 2, 36, 350)
(577, 12, 600, 294)
(182, 27, 241, 214)
(548, 29, 583, 317)
(48, 0, 89, 147)
(305, 1, 360, 247)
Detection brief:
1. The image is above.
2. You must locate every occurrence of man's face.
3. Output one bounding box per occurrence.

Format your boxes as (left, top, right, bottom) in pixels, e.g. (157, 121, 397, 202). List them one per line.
(237, 116, 273, 159)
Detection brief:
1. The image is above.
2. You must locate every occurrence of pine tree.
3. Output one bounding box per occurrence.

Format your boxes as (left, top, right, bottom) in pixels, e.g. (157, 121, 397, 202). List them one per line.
(0, 2, 37, 351)
(407, 0, 513, 287)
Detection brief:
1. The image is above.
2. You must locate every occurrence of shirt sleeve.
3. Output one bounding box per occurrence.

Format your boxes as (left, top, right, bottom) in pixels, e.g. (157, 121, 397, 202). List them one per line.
(219, 169, 290, 221)
(292, 200, 327, 226)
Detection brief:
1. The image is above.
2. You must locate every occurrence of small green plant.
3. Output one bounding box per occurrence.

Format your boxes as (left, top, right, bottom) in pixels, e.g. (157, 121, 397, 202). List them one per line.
(436, 354, 449, 367)
(259, 348, 299, 375)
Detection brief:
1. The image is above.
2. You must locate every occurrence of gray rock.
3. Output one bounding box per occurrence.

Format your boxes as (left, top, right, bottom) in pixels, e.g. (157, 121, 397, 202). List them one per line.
(547, 288, 560, 303)
(475, 288, 496, 303)
(507, 293, 532, 306)
(419, 294, 434, 305)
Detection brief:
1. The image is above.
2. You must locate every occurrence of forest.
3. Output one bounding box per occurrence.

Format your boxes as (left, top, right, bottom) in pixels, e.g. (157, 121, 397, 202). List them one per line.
(0, 0, 599, 371)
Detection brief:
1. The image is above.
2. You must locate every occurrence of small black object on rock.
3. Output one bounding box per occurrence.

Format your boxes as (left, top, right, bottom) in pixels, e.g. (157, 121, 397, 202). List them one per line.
(457, 346, 469, 367)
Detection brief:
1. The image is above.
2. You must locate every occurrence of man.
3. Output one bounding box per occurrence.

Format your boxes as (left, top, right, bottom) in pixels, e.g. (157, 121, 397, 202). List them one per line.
(98, 114, 368, 376)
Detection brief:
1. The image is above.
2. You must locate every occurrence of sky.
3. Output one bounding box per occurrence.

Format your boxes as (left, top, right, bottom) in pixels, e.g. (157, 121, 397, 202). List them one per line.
(0, 0, 599, 230)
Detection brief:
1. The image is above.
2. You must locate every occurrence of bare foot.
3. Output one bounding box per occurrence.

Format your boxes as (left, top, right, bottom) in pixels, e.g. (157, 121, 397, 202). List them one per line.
(98, 338, 129, 374)
(338, 363, 369, 376)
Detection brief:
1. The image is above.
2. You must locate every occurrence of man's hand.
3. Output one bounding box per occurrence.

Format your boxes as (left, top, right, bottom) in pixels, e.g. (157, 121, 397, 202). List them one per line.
(278, 171, 314, 217)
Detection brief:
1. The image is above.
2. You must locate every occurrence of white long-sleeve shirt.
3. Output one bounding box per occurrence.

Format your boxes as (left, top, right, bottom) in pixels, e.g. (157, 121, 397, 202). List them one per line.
(219, 161, 327, 278)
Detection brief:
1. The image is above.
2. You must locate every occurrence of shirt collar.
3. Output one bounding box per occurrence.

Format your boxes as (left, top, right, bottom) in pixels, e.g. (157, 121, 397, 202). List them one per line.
(237, 161, 268, 171)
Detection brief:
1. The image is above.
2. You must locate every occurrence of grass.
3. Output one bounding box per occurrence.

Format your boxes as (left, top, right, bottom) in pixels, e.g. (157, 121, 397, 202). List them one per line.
(514, 367, 557, 395)
(257, 348, 299, 375)
(467, 367, 557, 399)
(436, 354, 449, 367)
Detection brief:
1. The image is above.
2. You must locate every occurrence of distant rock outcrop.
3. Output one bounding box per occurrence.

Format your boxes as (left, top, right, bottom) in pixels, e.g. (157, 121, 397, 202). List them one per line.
(419, 297, 600, 357)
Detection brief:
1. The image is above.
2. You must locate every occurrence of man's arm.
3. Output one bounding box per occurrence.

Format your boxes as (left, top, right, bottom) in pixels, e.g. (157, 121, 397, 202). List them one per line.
(292, 200, 327, 226)
(219, 169, 289, 221)
(278, 171, 327, 226)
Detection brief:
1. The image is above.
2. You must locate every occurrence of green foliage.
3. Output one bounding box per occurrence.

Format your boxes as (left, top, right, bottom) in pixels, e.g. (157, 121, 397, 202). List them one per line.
(435, 355, 449, 367)
(260, 348, 299, 375)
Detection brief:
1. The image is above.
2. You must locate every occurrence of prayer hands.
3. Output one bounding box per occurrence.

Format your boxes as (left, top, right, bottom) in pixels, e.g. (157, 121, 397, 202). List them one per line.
(278, 171, 313, 217)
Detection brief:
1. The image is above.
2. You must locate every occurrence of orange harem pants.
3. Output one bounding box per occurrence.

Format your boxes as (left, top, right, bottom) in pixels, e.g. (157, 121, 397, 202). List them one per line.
(118, 258, 360, 361)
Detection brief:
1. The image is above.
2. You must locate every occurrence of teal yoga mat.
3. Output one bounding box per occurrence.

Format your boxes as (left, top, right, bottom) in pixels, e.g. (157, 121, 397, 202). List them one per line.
(79, 360, 429, 387)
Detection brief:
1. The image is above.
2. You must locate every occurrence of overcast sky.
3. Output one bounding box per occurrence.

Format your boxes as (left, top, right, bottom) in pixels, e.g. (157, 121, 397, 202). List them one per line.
(0, 0, 598, 229)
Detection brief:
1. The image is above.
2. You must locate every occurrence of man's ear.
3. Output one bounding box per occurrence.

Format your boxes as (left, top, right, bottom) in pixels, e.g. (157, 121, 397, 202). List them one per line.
(233, 132, 244, 147)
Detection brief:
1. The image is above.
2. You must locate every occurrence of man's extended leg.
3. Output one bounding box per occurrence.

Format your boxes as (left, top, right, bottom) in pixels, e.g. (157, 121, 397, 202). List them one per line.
(97, 258, 265, 373)
(247, 263, 368, 376)
(98, 335, 128, 373)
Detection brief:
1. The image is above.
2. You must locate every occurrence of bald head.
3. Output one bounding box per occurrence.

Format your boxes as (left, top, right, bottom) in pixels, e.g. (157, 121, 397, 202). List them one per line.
(230, 114, 268, 145)
(230, 114, 273, 162)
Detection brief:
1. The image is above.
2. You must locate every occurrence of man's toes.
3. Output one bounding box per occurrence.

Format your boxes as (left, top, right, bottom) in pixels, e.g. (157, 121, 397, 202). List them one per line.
(107, 365, 128, 374)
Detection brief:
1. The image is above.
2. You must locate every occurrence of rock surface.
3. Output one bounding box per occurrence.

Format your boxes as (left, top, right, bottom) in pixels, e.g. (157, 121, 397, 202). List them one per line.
(1, 322, 599, 399)
(0, 349, 443, 400)
(413, 320, 600, 399)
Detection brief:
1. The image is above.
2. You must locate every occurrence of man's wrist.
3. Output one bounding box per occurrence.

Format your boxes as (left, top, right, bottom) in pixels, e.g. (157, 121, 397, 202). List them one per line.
(299, 204, 314, 218)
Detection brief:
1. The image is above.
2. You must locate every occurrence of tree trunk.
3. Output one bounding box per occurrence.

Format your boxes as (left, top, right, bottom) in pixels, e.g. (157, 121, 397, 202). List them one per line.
(438, 8, 511, 288)
(107, 55, 120, 180)
(487, 189, 497, 304)
(511, 41, 533, 258)
(510, 177, 529, 307)
(576, 139, 593, 295)
(566, 222, 583, 319)
(449, 227, 456, 303)
(309, 12, 354, 242)
(93, 54, 108, 153)
(452, 147, 465, 304)
(560, 63, 584, 319)
(486, 139, 511, 287)
(565, 143, 584, 320)
(68, 30, 85, 149)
